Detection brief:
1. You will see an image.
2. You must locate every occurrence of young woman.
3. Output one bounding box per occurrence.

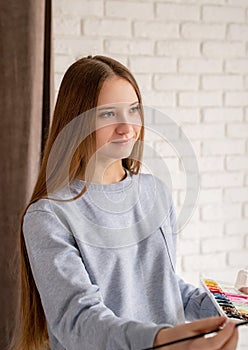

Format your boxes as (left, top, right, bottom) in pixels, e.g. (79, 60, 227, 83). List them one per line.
(13, 55, 238, 350)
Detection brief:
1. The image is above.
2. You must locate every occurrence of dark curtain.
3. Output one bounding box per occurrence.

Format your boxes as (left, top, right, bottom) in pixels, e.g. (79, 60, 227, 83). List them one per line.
(0, 0, 53, 348)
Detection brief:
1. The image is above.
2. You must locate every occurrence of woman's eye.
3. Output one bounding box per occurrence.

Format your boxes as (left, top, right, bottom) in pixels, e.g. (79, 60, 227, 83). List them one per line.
(99, 111, 116, 118)
(129, 105, 140, 114)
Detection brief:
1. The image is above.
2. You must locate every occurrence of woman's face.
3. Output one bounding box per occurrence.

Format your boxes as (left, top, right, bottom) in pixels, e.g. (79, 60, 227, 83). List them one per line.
(95, 76, 142, 161)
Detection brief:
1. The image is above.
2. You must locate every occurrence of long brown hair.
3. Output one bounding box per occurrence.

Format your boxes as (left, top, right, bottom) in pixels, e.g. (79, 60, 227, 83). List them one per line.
(11, 55, 144, 350)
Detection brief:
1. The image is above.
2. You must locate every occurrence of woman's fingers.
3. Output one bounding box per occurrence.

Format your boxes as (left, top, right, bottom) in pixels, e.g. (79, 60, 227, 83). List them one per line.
(185, 316, 227, 334)
(154, 317, 226, 349)
(154, 317, 238, 350)
(239, 286, 248, 294)
(221, 323, 239, 350)
(190, 321, 238, 350)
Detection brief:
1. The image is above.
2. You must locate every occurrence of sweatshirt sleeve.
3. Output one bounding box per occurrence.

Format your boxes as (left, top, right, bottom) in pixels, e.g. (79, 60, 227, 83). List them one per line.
(168, 198, 218, 321)
(177, 276, 218, 321)
(23, 208, 168, 350)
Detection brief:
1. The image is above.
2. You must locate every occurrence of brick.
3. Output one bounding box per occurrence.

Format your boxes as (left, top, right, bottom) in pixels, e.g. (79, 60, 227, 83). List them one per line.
(182, 124, 225, 140)
(141, 158, 177, 179)
(53, 16, 80, 36)
(155, 3, 200, 21)
(160, 157, 179, 171)
(54, 37, 103, 57)
(225, 220, 248, 235)
(177, 238, 200, 256)
(205, 269, 241, 285)
(174, 202, 197, 224)
(202, 5, 245, 22)
(178, 208, 201, 232)
(245, 75, 248, 89)
(178, 58, 223, 74)
(161, 108, 200, 124)
(152, 111, 180, 125)
(54, 38, 70, 55)
(134, 22, 179, 39)
(201, 172, 243, 188)
(225, 92, 248, 107)
(142, 91, 175, 107)
(154, 140, 201, 157)
(161, 0, 226, 3)
(245, 175, 248, 186)
(104, 39, 154, 55)
(228, 24, 248, 41)
(177, 173, 199, 191)
(226, 156, 248, 171)
(224, 187, 248, 203)
(179, 272, 200, 287)
(202, 108, 243, 123)
(180, 188, 222, 205)
(105, 1, 153, 19)
(202, 140, 245, 155)
(228, 0, 248, 5)
(183, 253, 226, 271)
(228, 251, 248, 267)
(114, 55, 128, 67)
(197, 157, 225, 172)
(53, 0, 104, 17)
(176, 257, 183, 274)
(170, 172, 187, 190)
(227, 123, 248, 138)
(202, 75, 243, 90)
(179, 92, 222, 107)
(145, 128, 167, 143)
(54, 73, 63, 92)
(182, 23, 225, 39)
(146, 123, 180, 140)
(130, 56, 176, 74)
(201, 236, 242, 254)
(154, 75, 198, 91)
(202, 42, 245, 57)
(142, 144, 156, 158)
(156, 41, 200, 57)
(225, 59, 248, 73)
(244, 204, 248, 217)
(201, 203, 241, 220)
(198, 188, 223, 204)
(134, 74, 152, 91)
(54, 55, 74, 74)
(180, 221, 223, 239)
(179, 59, 223, 74)
(84, 19, 131, 37)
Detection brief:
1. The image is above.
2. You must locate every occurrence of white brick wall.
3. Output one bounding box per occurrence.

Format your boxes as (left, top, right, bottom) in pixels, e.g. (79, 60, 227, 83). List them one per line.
(53, 1, 248, 348)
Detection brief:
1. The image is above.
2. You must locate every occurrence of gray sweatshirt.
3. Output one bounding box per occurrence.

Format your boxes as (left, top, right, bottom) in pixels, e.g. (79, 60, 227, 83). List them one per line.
(23, 172, 216, 350)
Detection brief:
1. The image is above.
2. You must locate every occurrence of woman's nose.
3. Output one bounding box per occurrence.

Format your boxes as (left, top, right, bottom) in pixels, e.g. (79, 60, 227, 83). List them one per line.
(115, 120, 133, 135)
(115, 111, 134, 134)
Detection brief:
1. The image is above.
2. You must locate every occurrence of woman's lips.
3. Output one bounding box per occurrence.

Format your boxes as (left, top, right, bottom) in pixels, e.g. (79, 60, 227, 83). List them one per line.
(111, 138, 134, 145)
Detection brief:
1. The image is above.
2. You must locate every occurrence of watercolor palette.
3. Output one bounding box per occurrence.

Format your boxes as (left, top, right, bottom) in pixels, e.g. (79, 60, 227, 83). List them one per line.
(201, 278, 248, 321)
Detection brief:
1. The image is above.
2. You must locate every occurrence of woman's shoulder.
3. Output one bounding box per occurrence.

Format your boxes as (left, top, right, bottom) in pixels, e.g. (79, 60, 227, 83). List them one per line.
(139, 172, 171, 192)
(26, 184, 74, 215)
(25, 198, 54, 215)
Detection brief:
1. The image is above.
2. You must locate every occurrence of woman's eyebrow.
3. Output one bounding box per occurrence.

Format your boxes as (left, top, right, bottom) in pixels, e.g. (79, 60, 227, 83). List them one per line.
(97, 101, 139, 111)
(97, 106, 116, 111)
(130, 101, 139, 106)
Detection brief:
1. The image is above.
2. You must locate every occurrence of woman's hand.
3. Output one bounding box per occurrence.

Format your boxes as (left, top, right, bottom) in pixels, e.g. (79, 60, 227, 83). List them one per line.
(153, 316, 238, 350)
(239, 286, 248, 294)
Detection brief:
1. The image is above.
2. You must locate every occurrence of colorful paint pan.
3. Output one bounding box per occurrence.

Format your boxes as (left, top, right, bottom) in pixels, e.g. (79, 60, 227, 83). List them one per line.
(201, 278, 247, 321)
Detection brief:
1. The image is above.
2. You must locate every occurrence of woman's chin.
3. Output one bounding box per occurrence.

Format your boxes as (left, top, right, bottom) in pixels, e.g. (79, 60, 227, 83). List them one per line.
(98, 143, 135, 160)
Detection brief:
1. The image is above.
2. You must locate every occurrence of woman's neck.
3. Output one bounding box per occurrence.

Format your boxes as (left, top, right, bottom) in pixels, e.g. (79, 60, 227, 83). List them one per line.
(78, 161, 127, 185)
